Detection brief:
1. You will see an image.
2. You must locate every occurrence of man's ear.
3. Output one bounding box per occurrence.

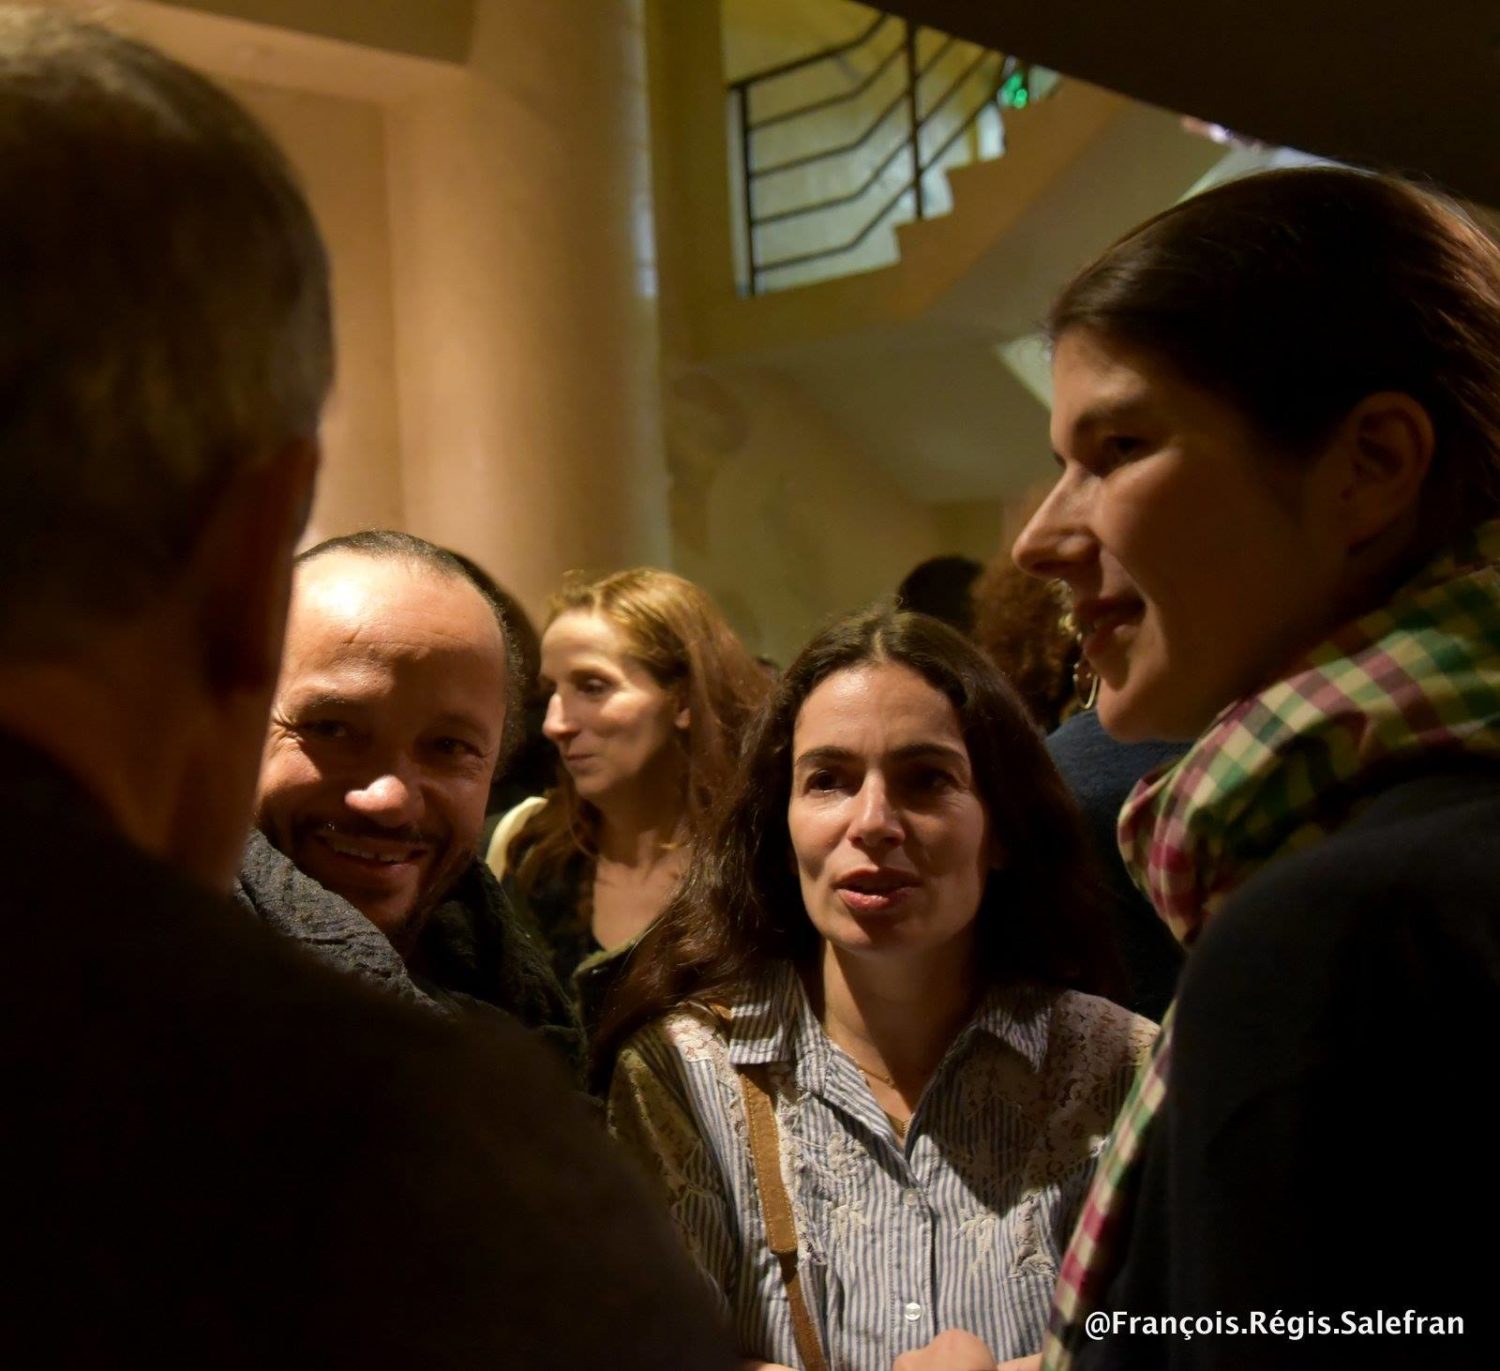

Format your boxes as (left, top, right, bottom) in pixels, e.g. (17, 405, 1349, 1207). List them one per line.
(1328, 392, 1435, 550)
(196, 438, 320, 698)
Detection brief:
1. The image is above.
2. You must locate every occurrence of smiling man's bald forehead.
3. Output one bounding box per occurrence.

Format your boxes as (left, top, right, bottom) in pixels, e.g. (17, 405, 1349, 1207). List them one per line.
(288, 550, 508, 662)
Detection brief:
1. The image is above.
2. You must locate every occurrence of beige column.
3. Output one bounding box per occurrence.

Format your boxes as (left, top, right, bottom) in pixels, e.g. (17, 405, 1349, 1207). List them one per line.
(384, 0, 670, 618)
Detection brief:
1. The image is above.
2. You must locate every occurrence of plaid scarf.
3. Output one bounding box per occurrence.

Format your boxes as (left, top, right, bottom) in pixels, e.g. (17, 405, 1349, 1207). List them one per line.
(1042, 519, 1500, 1369)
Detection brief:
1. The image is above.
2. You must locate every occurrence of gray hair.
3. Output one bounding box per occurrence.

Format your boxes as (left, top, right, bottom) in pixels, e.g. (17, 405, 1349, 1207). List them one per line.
(0, 6, 333, 655)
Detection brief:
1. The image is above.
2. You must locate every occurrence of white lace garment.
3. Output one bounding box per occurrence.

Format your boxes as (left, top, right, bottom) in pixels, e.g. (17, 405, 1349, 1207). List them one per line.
(609, 963, 1156, 1371)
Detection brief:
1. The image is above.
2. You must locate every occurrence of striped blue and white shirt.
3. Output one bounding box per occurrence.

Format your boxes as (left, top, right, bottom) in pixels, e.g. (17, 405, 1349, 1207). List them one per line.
(609, 963, 1155, 1371)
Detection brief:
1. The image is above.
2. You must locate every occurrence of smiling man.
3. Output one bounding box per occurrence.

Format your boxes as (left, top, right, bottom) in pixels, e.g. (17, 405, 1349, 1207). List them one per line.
(249, 531, 579, 1064)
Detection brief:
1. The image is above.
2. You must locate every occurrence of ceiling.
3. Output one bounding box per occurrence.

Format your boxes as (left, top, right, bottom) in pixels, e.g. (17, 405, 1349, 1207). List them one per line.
(871, 0, 1499, 208)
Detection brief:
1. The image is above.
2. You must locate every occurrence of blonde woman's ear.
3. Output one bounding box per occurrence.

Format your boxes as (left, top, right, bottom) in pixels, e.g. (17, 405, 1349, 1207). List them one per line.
(675, 702, 691, 732)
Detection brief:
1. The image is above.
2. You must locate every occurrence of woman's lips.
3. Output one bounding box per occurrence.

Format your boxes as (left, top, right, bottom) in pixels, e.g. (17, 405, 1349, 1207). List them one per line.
(838, 887, 914, 914)
(1077, 597, 1145, 661)
(835, 870, 919, 915)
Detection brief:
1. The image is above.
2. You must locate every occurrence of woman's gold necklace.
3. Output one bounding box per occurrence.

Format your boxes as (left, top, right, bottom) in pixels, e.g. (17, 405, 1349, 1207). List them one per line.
(829, 1039, 911, 1137)
(850, 1057, 911, 1141)
(856, 1059, 898, 1089)
(831, 1037, 899, 1089)
(822, 1016, 906, 1091)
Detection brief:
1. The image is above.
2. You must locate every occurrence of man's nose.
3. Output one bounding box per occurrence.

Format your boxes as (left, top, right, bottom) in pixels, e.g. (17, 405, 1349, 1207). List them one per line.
(848, 776, 903, 849)
(344, 768, 423, 827)
(1012, 473, 1096, 582)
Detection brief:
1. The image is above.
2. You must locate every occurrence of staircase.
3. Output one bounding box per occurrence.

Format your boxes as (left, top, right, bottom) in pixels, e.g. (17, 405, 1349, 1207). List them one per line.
(729, 11, 1048, 296)
(686, 2, 1233, 504)
(652, 0, 1252, 660)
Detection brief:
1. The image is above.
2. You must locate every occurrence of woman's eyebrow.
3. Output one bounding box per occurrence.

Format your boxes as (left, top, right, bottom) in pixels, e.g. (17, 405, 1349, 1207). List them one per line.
(793, 742, 968, 768)
(792, 745, 855, 770)
(1070, 396, 1154, 435)
(1054, 398, 1156, 464)
(888, 742, 969, 766)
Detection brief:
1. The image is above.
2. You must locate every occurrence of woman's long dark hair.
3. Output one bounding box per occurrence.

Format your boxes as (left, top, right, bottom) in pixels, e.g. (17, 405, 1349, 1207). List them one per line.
(594, 605, 1120, 1085)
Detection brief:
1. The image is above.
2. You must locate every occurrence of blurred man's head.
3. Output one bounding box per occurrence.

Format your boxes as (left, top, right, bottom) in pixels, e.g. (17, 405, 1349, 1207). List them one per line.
(0, 7, 331, 886)
(255, 534, 514, 953)
(896, 556, 984, 635)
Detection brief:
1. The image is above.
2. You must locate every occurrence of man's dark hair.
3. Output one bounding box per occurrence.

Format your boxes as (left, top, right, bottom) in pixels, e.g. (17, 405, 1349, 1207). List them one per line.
(295, 532, 526, 767)
(896, 556, 984, 635)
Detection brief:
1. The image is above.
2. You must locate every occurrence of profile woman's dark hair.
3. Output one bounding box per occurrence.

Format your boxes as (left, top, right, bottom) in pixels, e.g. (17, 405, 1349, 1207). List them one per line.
(595, 605, 1119, 1083)
(1049, 166, 1500, 565)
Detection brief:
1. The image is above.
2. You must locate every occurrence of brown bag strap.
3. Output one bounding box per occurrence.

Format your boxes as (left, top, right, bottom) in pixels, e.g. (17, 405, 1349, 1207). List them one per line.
(738, 1063, 830, 1371)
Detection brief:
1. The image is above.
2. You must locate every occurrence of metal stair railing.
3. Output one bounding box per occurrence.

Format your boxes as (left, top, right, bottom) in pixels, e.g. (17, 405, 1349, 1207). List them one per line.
(727, 13, 1034, 296)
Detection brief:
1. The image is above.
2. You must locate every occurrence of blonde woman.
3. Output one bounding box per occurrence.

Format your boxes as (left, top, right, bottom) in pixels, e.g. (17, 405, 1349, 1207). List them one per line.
(487, 568, 767, 1042)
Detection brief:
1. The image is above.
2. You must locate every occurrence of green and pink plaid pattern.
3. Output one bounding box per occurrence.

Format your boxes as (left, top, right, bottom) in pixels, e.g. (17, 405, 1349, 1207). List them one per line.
(1041, 520, 1500, 1368)
(1042, 1007, 1174, 1369)
(1123, 519, 1500, 946)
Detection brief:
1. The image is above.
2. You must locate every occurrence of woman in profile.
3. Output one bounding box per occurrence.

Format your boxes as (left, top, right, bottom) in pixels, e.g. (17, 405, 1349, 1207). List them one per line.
(602, 606, 1155, 1371)
(1004, 167, 1500, 1370)
(487, 567, 766, 1041)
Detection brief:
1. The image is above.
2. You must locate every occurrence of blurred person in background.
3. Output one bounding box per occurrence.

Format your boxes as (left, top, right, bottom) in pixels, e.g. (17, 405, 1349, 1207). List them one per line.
(970, 555, 1078, 733)
(971, 553, 1185, 1021)
(446, 552, 562, 825)
(488, 566, 767, 1041)
(897, 554, 985, 635)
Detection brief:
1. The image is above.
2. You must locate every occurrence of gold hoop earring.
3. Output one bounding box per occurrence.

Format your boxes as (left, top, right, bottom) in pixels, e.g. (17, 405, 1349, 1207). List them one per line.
(1055, 584, 1098, 711)
(1073, 656, 1100, 711)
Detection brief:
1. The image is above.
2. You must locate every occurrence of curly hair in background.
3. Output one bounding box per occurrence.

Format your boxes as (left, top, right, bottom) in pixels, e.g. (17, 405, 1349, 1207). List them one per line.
(971, 554, 1079, 733)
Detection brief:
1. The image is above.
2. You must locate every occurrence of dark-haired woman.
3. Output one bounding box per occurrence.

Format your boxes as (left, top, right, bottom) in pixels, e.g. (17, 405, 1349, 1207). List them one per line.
(487, 568, 767, 1041)
(603, 608, 1155, 1371)
(1007, 167, 1500, 1370)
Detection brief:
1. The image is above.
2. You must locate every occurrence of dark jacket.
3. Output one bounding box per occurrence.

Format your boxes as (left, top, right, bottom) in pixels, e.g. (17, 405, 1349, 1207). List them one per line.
(1047, 710, 1187, 1021)
(1077, 762, 1500, 1369)
(238, 832, 584, 1077)
(502, 852, 636, 1054)
(0, 729, 735, 1369)
(235, 829, 433, 1007)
